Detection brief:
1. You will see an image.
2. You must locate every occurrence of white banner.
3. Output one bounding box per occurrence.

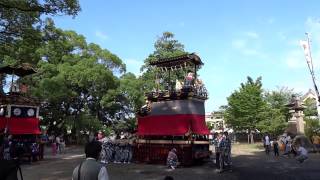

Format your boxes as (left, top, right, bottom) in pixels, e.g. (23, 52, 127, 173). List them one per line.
(300, 40, 311, 63)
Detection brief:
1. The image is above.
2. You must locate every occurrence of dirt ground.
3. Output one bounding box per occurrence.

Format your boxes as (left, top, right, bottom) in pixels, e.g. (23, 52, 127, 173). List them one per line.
(21, 144, 320, 180)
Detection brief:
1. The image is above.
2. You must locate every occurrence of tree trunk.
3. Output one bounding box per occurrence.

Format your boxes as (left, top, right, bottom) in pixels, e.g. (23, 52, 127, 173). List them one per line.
(73, 114, 79, 144)
(250, 131, 254, 144)
(0, 74, 4, 95)
(247, 130, 254, 144)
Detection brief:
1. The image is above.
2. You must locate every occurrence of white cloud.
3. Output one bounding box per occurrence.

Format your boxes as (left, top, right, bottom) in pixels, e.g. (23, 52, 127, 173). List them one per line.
(231, 39, 265, 58)
(95, 31, 108, 40)
(267, 18, 275, 24)
(306, 17, 320, 32)
(125, 58, 142, 65)
(305, 17, 320, 45)
(231, 39, 246, 49)
(277, 32, 287, 40)
(124, 58, 143, 76)
(302, 17, 320, 70)
(246, 32, 259, 39)
(283, 17, 320, 70)
(258, 17, 275, 25)
(283, 81, 310, 94)
(285, 50, 305, 69)
(288, 39, 300, 46)
(178, 22, 185, 27)
(243, 49, 260, 56)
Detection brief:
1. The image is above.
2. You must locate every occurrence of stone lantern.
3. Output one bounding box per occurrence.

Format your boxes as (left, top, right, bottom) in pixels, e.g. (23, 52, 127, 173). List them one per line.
(286, 95, 305, 135)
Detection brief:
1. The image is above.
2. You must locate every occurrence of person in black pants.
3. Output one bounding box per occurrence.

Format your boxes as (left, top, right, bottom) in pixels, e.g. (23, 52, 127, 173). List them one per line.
(273, 139, 279, 157)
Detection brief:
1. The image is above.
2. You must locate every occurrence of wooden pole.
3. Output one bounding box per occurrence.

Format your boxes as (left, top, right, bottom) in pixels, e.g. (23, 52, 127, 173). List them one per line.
(305, 33, 320, 120)
(194, 64, 197, 82)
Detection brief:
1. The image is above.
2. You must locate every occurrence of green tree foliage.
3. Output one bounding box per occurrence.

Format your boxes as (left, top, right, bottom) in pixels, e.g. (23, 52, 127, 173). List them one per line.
(30, 25, 125, 134)
(141, 31, 185, 71)
(0, 0, 80, 93)
(303, 98, 319, 139)
(264, 87, 294, 119)
(256, 107, 286, 136)
(304, 117, 320, 139)
(118, 73, 144, 113)
(225, 80, 297, 137)
(112, 32, 189, 133)
(140, 31, 187, 92)
(206, 122, 214, 130)
(257, 87, 295, 135)
(0, 0, 80, 45)
(225, 76, 266, 132)
(112, 118, 137, 135)
(304, 97, 318, 117)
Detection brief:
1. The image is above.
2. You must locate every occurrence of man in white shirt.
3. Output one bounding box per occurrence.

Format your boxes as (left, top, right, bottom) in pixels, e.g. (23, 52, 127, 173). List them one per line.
(72, 141, 109, 180)
(264, 134, 270, 155)
(55, 136, 61, 153)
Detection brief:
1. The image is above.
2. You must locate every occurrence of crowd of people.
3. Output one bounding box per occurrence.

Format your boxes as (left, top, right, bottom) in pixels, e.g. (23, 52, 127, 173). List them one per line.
(263, 133, 309, 163)
(70, 130, 182, 179)
(49, 134, 66, 155)
(92, 132, 133, 164)
(146, 72, 208, 99)
(100, 141, 132, 164)
(211, 132, 232, 173)
(0, 134, 42, 162)
(164, 131, 233, 173)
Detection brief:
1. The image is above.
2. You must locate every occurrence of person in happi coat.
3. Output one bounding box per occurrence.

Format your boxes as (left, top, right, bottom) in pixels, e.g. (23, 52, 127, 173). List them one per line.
(167, 148, 179, 169)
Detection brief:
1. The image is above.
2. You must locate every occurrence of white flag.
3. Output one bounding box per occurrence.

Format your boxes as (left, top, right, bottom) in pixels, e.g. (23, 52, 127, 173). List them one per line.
(300, 40, 311, 63)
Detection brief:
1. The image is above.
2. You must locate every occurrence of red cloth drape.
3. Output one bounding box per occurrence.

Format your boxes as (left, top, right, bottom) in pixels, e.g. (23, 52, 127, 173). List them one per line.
(0, 117, 41, 134)
(0, 117, 6, 130)
(138, 114, 209, 136)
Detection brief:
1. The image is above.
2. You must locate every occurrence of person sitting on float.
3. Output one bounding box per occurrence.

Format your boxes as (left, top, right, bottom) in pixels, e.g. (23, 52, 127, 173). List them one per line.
(195, 79, 203, 95)
(175, 79, 183, 92)
(184, 72, 194, 87)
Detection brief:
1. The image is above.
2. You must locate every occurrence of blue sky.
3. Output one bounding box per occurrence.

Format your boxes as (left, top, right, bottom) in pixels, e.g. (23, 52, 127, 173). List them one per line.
(53, 0, 320, 112)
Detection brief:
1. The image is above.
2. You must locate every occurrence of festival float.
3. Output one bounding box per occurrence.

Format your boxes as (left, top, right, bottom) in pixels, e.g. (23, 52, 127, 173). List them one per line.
(0, 63, 42, 161)
(133, 53, 210, 165)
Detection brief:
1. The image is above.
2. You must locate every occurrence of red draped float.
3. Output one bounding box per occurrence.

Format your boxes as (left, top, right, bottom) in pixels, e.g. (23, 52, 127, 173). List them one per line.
(0, 117, 41, 135)
(138, 114, 209, 135)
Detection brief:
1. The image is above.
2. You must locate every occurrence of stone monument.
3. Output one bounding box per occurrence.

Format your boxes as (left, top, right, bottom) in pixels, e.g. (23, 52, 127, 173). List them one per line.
(286, 95, 305, 135)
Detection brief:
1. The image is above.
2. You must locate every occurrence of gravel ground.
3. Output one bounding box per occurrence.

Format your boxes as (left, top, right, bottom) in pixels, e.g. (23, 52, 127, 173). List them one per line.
(21, 144, 320, 180)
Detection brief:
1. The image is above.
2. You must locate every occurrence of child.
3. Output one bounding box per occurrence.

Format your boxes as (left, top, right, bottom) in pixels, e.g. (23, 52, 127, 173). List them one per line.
(273, 139, 279, 157)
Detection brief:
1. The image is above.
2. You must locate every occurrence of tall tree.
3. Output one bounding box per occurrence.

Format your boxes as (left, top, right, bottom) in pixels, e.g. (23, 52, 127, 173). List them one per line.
(256, 107, 286, 136)
(0, 0, 80, 45)
(30, 25, 125, 135)
(264, 87, 295, 120)
(257, 87, 295, 135)
(140, 31, 187, 92)
(304, 117, 320, 139)
(0, 0, 80, 93)
(225, 76, 266, 143)
(119, 73, 144, 114)
(303, 97, 319, 139)
(304, 97, 318, 117)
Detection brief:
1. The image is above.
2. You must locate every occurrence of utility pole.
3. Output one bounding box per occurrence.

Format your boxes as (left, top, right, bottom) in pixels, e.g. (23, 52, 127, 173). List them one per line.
(301, 33, 320, 120)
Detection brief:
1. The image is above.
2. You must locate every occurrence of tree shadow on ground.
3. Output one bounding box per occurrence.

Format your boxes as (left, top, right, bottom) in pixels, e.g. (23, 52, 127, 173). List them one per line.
(21, 146, 320, 180)
(107, 150, 320, 180)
